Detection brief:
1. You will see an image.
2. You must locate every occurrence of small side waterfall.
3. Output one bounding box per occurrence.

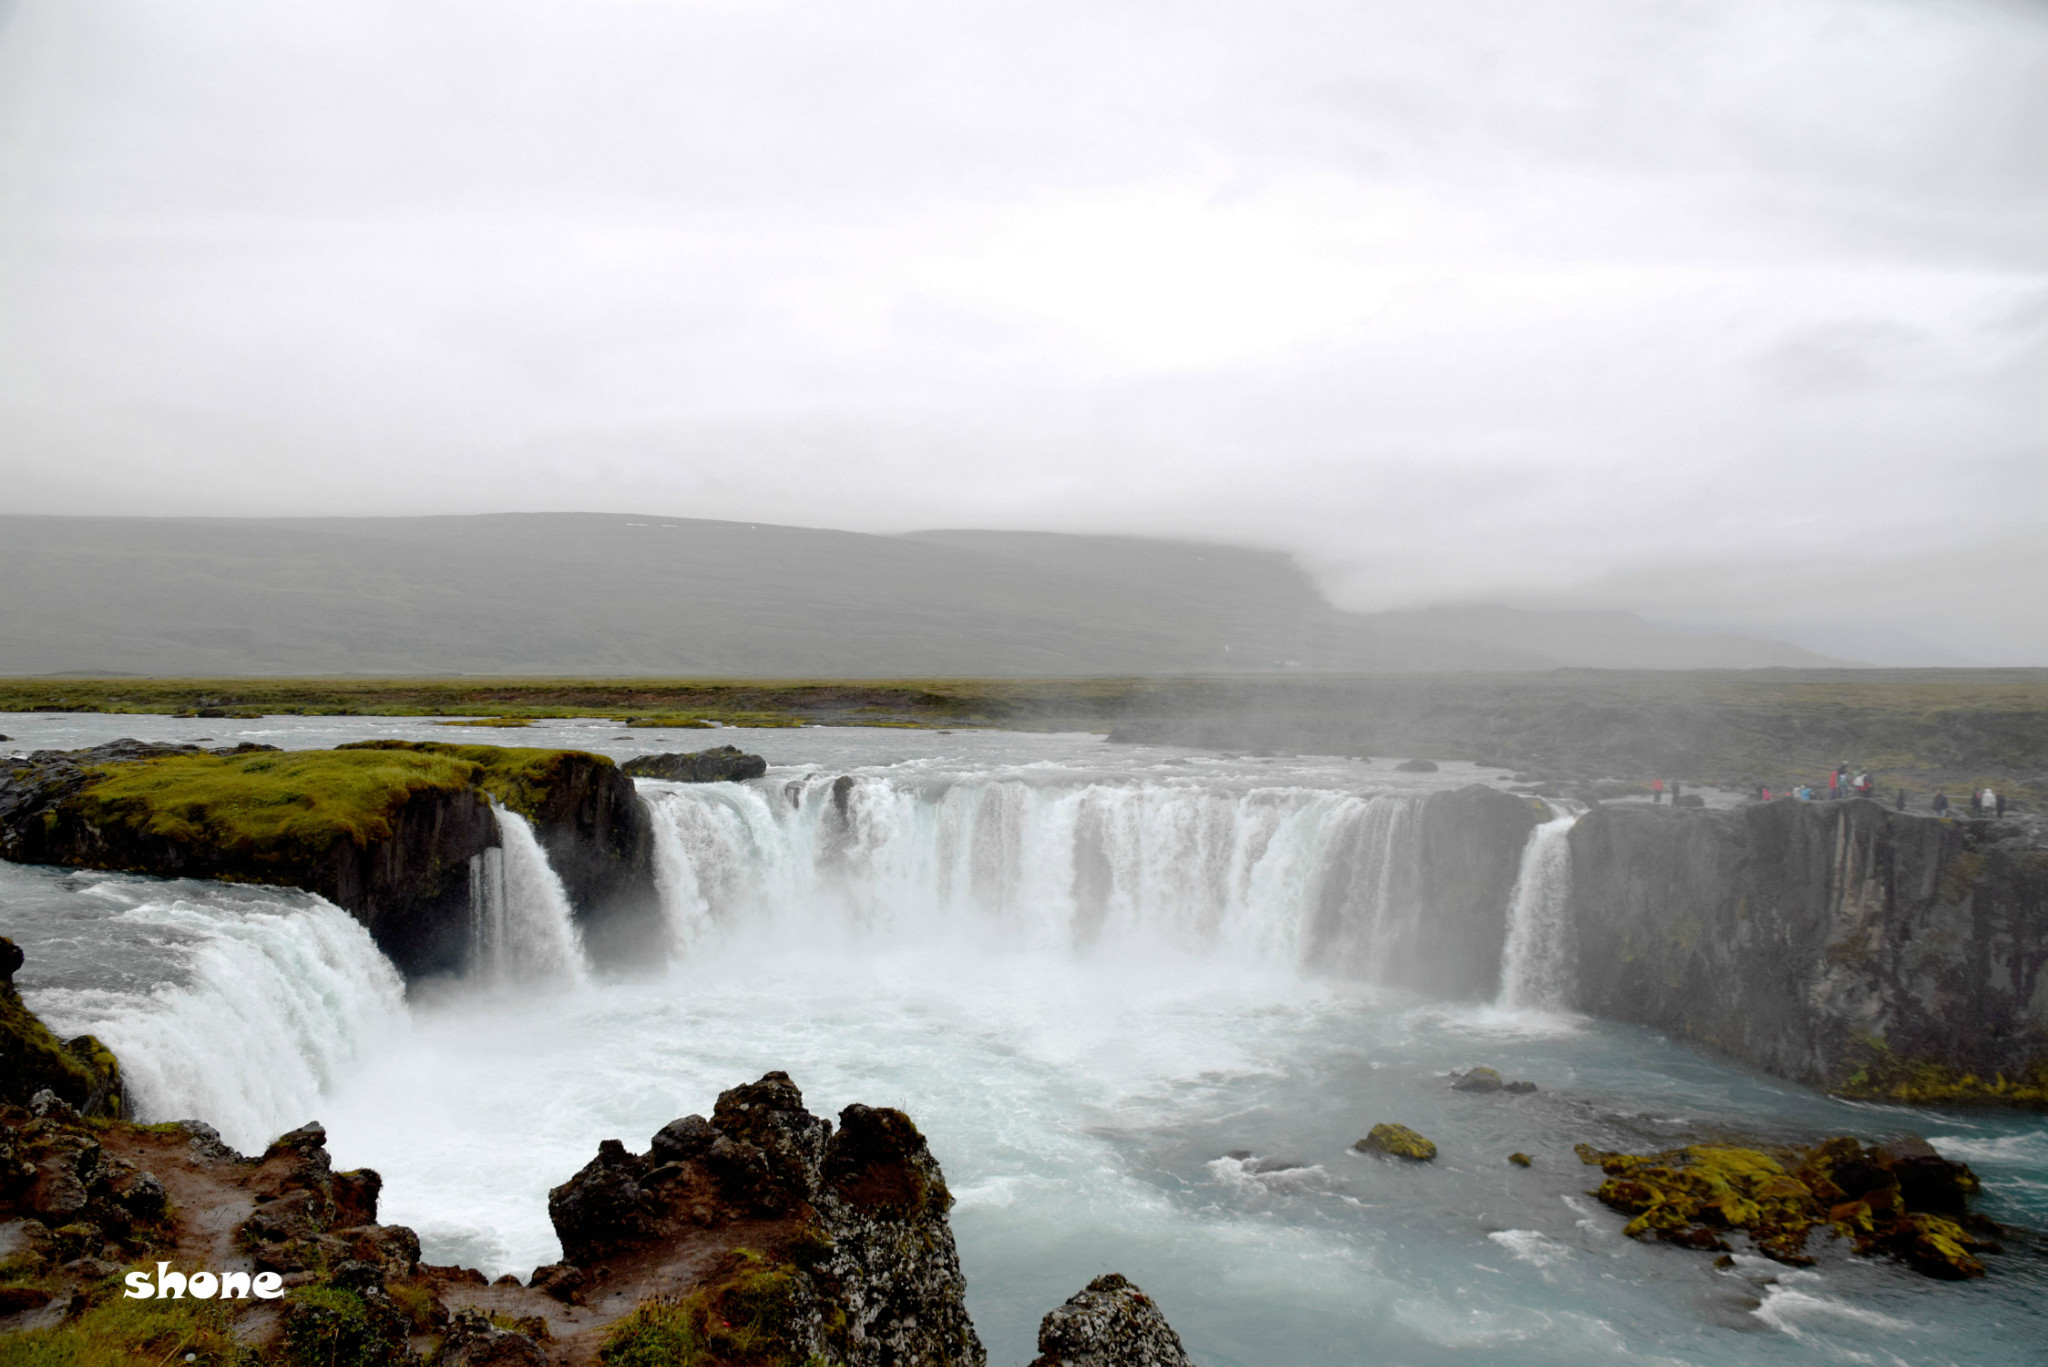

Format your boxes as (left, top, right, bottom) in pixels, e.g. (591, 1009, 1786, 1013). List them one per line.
(21, 892, 409, 1155)
(1496, 805, 1582, 1010)
(642, 775, 1449, 979)
(469, 806, 591, 987)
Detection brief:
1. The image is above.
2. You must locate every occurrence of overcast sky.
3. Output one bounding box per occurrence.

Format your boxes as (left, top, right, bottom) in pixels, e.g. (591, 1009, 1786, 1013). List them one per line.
(1, 0, 2042, 663)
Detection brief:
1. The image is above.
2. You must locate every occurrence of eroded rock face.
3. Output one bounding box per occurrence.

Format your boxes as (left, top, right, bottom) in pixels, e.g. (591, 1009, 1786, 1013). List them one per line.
(1305, 784, 1539, 999)
(1029, 1273, 1193, 1367)
(621, 745, 768, 783)
(547, 1069, 985, 1367)
(1566, 799, 2048, 1101)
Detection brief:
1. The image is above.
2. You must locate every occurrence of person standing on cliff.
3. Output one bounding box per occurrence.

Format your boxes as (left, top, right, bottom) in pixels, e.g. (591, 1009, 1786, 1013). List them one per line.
(1934, 792, 1950, 816)
(1828, 768, 1841, 799)
(1896, 788, 1907, 810)
(1651, 778, 1665, 804)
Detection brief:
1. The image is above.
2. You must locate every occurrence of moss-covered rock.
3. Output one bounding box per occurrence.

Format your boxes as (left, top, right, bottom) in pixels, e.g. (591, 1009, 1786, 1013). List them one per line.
(0, 938, 123, 1118)
(0, 740, 663, 978)
(1356, 1124, 1438, 1161)
(1576, 1133, 1997, 1279)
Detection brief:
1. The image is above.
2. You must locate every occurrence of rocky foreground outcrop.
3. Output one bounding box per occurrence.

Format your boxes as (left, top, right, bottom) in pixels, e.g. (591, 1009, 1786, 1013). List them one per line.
(0, 1062, 988, 1363)
(1028, 1274, 1192, 1367)
(1567, 798, 2048, 1103)
(0, 740, 662, 977)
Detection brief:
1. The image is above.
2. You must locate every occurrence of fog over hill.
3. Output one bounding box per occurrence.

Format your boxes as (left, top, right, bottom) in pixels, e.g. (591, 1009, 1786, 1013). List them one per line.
(0, 514, 1847, 677)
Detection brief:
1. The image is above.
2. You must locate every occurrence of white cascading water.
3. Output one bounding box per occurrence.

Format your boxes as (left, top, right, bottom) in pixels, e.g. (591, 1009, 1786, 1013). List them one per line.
(642, 775, 1433, 976)
(1495, 804, 1583, 1009)
(26, 892, 409, 1155)
(469, 805, 591, 987)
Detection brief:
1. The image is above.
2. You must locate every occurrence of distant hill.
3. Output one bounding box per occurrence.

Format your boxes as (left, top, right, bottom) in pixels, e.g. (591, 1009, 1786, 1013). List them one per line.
(0, 514, 1847, 676)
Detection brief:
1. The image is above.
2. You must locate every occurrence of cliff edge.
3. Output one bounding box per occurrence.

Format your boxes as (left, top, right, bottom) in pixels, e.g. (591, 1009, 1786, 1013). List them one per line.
(1567, 798, 2048, 1104)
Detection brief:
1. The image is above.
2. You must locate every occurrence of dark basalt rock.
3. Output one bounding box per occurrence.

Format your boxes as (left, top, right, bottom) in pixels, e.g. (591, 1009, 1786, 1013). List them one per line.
(548, 1069, 984, 1367)
(621, 745, 767, 783)
(1395, 758, 1438, 772)
(1306, 784, 1539, 998)
(1451, 1066, 1503, 1092)
(1028, 1273, 1193, 1367)
(1565, 798, 2048, 1103)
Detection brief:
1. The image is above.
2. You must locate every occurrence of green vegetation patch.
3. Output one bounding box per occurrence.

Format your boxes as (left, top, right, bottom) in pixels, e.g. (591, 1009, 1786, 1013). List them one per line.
(69, 742, 609, 866)
(333, 740, 611, 819)
(0, 1284, 246, 1367)
(0, 948, 121, 1117)
(1835, 1037, 2048, 1109)
(599, 1248, 827, 1367)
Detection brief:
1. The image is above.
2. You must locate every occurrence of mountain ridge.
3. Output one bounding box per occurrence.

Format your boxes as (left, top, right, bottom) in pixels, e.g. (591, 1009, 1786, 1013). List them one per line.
(0, 512, 1848, 676)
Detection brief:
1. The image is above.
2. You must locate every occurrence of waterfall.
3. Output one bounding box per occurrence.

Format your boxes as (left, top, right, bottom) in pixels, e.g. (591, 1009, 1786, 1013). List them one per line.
(469, 806, 591, 987)
(642, 775, 1438, 978)
(1496, 805, 1582, 1010)
(21, 892, 409, 1155)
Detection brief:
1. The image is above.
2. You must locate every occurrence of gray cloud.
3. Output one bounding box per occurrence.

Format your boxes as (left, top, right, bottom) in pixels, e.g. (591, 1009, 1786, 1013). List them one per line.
(1, 0, 2043, 662)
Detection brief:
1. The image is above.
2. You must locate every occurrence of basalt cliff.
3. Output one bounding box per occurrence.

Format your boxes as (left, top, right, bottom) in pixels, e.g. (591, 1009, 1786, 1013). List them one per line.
(1565, 798, 2048, 1104)
(0, 740, 663, 978)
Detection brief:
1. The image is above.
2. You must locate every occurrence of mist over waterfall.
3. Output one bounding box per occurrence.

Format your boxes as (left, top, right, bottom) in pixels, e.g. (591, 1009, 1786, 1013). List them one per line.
(1497, 805, 1582, 1010)
(643, 773, 1448, 977)
(471, 806, 591, 987)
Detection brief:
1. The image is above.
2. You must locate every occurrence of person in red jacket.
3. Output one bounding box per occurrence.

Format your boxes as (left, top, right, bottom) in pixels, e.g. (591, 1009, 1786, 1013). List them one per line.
(1651, 778, 1665, 804)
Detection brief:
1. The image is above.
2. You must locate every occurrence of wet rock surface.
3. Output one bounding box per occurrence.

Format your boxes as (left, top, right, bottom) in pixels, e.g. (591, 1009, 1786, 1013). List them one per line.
(1356, 1123, 1438, 1161)
(1028, 1273, 1193, 1367)
(622, 744, 769, 783)
(1567, 798, 2048, 1103)
(1577, 1134, 2000, 1279)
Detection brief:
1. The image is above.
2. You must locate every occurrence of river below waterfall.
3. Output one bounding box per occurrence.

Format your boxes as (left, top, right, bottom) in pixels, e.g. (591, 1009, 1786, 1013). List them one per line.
(4, 716, 2044, 1365)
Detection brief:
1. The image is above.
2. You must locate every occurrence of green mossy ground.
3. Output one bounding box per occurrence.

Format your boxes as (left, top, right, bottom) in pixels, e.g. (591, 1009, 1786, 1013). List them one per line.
(0, 1289, 248, 1367)
(64, 742, 609, 865)
(599, 1248, 828, 1367)
(1834, 1038, 2048, 1108)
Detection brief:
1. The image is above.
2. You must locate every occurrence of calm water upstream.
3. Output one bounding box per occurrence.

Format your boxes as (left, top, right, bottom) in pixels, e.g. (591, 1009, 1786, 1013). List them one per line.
(4, 715, 2043, 1365)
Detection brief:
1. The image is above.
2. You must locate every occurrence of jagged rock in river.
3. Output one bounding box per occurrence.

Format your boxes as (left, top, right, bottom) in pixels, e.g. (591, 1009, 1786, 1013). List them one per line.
(548, 1070, 985, 1367)
(1576, 1134, 1997, 1279)
(1355, 1123, 1437, 1161)
(1029, 1273, 1194, 1367)
(621, 744, 768, 782)
(0, 740, 661, 978)
(1566, 798, 2048, 1105)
